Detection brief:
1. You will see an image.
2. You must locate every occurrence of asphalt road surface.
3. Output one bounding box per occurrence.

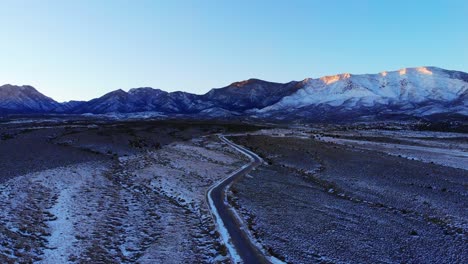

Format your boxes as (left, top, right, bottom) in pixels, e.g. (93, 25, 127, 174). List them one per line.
(207, 135, 271, 264)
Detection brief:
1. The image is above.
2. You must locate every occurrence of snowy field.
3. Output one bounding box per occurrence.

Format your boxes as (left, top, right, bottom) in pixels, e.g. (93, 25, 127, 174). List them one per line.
(230, 134, 467, 263)
(316, 129, 468, 170)
(1, 120, 466, 263)
(0, 135, 246, 263)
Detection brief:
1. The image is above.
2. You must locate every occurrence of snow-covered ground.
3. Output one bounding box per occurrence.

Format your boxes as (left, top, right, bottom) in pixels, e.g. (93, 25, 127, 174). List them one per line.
(0, 162, 110, 263)
(317, 130, 468, 170)
(0, 136, 246, 263)
(229, 134, 468, 263)
(244, 128, 468, 171)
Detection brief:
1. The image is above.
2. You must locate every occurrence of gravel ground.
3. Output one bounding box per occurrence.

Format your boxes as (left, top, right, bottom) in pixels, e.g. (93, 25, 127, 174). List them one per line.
(230, 134, 467, 263)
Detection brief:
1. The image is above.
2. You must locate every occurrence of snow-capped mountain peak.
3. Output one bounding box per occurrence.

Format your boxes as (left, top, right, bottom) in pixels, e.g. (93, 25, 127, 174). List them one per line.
(258, 66, 467, 115)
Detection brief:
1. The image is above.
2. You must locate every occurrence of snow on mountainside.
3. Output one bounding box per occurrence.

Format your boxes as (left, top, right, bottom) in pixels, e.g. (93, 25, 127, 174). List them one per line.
(0, 84, 60, 113)
(258, 67, 467, 115)
(257, 67, 468, 119)
(0, 66, 466, 121)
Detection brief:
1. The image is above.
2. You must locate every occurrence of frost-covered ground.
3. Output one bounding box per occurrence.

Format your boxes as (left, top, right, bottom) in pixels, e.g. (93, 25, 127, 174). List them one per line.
(316, 129, 468, 170)
(0, 135, 246, 263)
(244, 128, 468, 170)
(231, 135, 468, 263)
(2, 120, 465, 263)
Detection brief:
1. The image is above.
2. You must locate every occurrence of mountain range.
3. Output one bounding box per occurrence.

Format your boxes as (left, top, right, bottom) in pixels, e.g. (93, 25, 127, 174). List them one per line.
(1, 66, 467, 121)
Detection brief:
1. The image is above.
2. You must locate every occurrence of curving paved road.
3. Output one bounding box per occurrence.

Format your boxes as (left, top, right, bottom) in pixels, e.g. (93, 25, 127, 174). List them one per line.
(207, 135, 271, 264)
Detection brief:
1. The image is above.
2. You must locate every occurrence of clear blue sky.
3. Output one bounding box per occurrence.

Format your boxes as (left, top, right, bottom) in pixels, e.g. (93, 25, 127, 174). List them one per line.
(0, 0, 466, 102)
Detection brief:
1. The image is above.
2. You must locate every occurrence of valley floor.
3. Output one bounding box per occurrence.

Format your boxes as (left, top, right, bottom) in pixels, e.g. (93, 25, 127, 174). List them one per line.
(230, 131, 467, 263)
(0, 121, 252, 263)
(0, 137, 251, 263)
(0, 120, 466, 263)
